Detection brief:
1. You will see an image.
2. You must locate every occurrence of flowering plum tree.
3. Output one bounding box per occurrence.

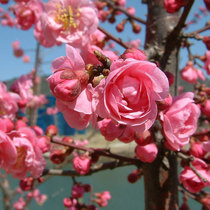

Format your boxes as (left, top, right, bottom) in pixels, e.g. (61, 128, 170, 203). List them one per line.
(0, 0, 210, 209)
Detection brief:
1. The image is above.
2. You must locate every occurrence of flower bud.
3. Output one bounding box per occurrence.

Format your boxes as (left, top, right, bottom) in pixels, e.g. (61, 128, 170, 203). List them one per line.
(190, 142, 205, 158)
(14, 48, 24, 57)
(73, 154, 91, 175)
(72, 184, 85, 198)
(201, 100, 210, 117)
(157, 94, 173, 110)
(46, 125, 58, 137)
(127, 169, 143, 183)
(50, 149, 66, 164)
(203, 36, 210, 50)
(63, 197, 72, 208)
(165, 71, 174, 86)
(132, 23, 141, 34)
(19, 177, 34, 191)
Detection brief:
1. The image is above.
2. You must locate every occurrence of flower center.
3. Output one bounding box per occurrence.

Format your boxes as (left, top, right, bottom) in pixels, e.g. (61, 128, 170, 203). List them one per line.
(55, 4, 80, 31)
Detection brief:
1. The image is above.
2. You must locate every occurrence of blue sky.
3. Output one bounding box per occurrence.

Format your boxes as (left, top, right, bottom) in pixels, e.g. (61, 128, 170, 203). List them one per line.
(0, 0, 209, 82)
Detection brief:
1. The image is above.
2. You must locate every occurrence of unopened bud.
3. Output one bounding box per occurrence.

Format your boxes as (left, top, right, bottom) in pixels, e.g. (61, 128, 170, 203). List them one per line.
(46, 125, 58, 137)
(50, 149, 66, 164)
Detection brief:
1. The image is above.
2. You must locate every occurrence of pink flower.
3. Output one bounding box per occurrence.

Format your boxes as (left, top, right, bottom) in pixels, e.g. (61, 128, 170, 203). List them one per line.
(13, 197, 26, 210)
(204, 50, 210, 75)
(0, 131, 17, 169)
(46, 107, 58, 115)
(0, 82, 20, 120)
(49, 45, 96, 130)
(90, 29, 106, 48)
(12, 2, 35, 30)
(190, 142, 206, 158)
(120, 48, 146, 61)
(72, 184, 85, 198)
(179, 158, 210, 193)
(135, 143, 158, 163)
(37, 136, 50, 153)
(95, 191, 111, 207)
(39, 0, 99, 47)
(160, 92, 200, 151)
(0, 118, 14, 132)
(181, 62, 205, 84)
(22, 55, 30, 63)
(33, 189, 47, 205)
(73, 154, 91, 175)
(7, 127, 46, 179)
(201, 99, 210, 117)
(97, 118, 124, 141)
(164, 0, 188, 13)
(97, 59, 169, 132)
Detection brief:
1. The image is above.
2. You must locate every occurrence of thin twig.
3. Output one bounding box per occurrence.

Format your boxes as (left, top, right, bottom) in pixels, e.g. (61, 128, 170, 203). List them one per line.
(98, 26, 129, 49)
(104, 0, 146, 24)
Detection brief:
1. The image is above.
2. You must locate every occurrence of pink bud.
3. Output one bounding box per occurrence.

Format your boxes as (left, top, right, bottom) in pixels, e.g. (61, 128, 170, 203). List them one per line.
(201, 100, 210, 117)
(203, 36, 210, 50)
(132, 23, 141, 33)
(72, 184, 85, 198)
(127, 169, 143, 183)
(15, 119, 27, 129)
(165, 71, 174, 86)
(19, 177, 34, 191)
(157, 94, 173, 110)
(46, 125, 58, 137)
(63, 197, 73, 208)
(37, 136, 50, 153)
(50, 150, 66, 164)
(134, 130, 152, 146)
(14, 48, 24, 58)
(73, 154, 91, 175)
(22, 55, 30, 63)
(190, 142, 205, 158)
(135, 143, 158, 163)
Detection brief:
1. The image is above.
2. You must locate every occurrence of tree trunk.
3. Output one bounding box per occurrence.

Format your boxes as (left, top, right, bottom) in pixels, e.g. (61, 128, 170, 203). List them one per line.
(143, 0, 181, 209)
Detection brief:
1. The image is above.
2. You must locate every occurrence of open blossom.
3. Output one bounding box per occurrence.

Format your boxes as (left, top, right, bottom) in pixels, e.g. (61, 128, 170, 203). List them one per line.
(48, 45, 97, 130)
(0, 82, 20, 120)
(95, 191, 111, 207)
(179, 158, 210, 193)
(6, 127, 46, 179)
(160, 92, 200, 151)
(39, 0, 99, 47)
(96, 58, 169, 133)
(181, 62, 205, 84)
(0, 131, 17, 169)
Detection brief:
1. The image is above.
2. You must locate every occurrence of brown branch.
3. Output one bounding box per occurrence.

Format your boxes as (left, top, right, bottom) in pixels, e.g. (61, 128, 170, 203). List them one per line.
(51, 138, 141, 166)
(187, 24, 210, 36)
(42, 160, 135, 177)
(98, 26, 129, 49)
(160, 0, 195, 69)
(104, 0, 146, 24)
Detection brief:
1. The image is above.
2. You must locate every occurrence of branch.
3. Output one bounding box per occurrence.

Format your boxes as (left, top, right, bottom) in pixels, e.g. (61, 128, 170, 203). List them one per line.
(51, 138, 141, 166)
(98, 26, 129, 49)
(42, 160, 136, 177)
(187, 24, 210, 36)
(104, 0, 146, 24)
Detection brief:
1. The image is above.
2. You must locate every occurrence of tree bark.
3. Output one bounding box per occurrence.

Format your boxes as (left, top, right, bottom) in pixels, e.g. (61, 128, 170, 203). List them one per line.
(143, 0, 182, 209)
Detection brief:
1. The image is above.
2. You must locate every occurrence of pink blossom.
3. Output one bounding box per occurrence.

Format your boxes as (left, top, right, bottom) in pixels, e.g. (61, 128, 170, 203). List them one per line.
(135, 143, 158, 163)
(0, 82, 20, 120)
(90, 29, 106, 48)
(31, 125, 44, 136)
(160, 92, 200, 151)
(37, 136, 50, 153)
(181, 62, 205, 84)
(72, 184, 85, 198)
(12, 41, 20, 50)
(203, 141, 210, 152)
(164, 0, 187, 13)
(190, 142, 206, 158)
(46, 106, 59, 115)
(22, 55, 30, 63)
(73, 154, 91, 175)
(0, 131, 17, 169)
(127, 7, 135, 15)
(39, 0, 99, 47)
(179, 158, 210, 193)
(0, 118, 14, 132)
(120, 48, 146, 61)
(204, 50, 210, 75)
(96, 59, 169, 133)
(33, 189, 48, 205)
(49, 45, 97, 130)
(201, 99, 210, 117)
(13, 197, 26, 210)
(126, 39, 141, 49)
(7, 127, 46, 179)
(97, 118, 124, 141)
(12, 2, 36, 30)
(95, 191, 111, 207)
